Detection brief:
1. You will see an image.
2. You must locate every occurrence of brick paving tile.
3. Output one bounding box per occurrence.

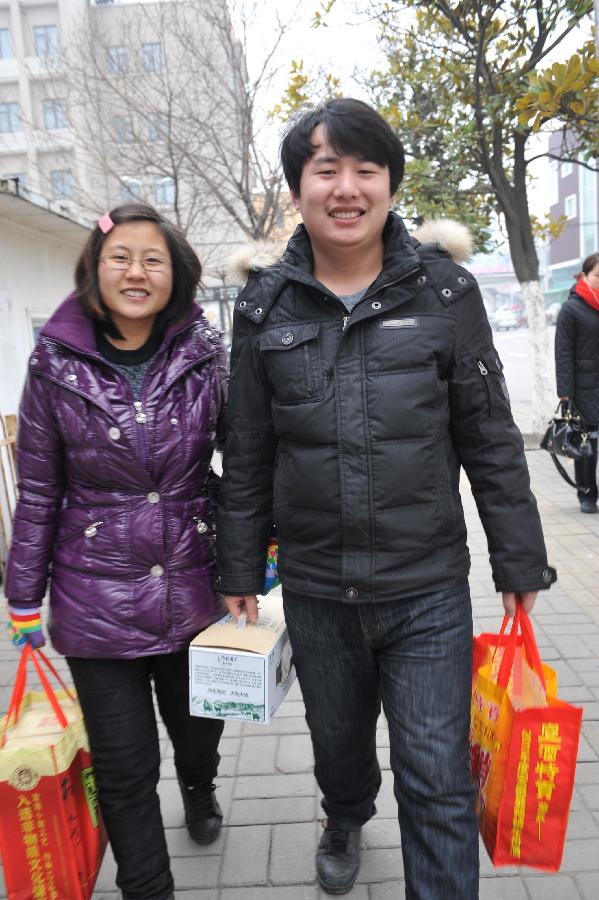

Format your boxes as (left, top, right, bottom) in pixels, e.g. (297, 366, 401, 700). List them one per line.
(270, 822, 318, 884)
(220, 824, 270, 886)
(525, 875, 586, 900)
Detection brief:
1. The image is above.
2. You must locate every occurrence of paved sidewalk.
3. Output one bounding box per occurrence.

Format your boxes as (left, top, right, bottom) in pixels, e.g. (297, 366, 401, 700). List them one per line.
(1, 447, 598, 899)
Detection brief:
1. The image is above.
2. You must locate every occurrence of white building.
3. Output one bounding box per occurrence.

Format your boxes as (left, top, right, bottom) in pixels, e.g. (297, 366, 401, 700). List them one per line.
(0, 177, 91, 417)
(0, 0, 248, 283)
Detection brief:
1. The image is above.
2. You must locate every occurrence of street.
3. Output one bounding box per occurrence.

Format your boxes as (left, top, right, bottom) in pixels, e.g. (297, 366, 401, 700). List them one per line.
(493, 324, 556, 407)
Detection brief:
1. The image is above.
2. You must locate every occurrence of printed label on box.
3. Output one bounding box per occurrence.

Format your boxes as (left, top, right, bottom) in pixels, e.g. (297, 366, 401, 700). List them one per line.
(191, 653, 266, 721)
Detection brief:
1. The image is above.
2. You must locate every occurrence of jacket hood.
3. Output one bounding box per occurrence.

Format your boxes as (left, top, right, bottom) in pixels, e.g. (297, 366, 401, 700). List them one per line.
(226, 215, 473, 284)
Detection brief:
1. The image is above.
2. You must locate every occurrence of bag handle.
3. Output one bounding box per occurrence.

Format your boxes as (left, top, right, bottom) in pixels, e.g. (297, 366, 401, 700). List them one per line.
(548, 452, 591, 492)
(1, 645, 75, 748)
(518, 608, 546, 691)
(496, 607, 546, 692)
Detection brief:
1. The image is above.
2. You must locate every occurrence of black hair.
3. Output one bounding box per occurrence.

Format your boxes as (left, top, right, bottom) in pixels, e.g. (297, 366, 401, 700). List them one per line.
(574, 252, 599, 280)
(280, 98, 405, 196)
(75, 201, 201, 340)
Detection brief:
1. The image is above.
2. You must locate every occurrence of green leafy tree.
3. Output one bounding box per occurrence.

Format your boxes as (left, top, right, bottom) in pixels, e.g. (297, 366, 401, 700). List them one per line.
(366, 0, 597, 430)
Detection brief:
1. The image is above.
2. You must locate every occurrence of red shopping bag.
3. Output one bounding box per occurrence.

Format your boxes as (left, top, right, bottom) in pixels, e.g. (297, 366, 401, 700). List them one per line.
(0, 645, 106, 899)
(470, 608, 582, 870)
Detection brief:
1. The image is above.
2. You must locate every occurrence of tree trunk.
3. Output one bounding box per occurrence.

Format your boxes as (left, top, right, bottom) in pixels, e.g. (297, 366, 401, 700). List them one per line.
(519, 281, 555, 434)
(494, 136, 555, 434)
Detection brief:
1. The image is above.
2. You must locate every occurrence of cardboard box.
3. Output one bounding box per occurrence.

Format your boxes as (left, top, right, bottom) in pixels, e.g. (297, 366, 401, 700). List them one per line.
(189, 593, 295, 724)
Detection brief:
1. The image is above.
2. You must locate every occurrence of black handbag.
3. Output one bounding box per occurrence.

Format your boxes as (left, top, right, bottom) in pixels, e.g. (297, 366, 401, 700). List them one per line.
(540, 401, 597, 490)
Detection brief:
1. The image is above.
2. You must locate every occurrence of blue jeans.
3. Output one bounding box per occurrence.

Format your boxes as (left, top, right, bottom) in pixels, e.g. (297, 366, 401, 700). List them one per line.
(67, 651, 224, 900)
(283, 583, 479, 900)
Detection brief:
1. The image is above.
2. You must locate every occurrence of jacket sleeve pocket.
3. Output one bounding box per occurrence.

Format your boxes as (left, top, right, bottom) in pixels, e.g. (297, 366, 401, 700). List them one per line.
(258, 323, 323, 404)
(475, 350, 511, 417)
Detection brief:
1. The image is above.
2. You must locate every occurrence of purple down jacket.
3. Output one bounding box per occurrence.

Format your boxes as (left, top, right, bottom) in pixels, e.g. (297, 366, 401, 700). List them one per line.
(5, 295, 227, 658)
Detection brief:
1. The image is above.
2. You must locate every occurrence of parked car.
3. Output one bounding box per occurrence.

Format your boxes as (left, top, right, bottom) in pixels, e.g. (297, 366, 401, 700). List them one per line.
(513, 305, 527, 327)
(545, 302, 562, 325)
(493, 307, 519, 331)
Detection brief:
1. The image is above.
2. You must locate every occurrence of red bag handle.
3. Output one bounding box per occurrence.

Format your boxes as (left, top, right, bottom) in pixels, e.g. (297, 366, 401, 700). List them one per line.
(518, 608, 546, 691)
(496, 606, 546, 691)
(1, 645, 76, 748)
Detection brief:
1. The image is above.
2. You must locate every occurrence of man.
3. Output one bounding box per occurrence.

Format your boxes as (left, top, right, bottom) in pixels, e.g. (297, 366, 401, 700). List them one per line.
(215, 98, 556, 898)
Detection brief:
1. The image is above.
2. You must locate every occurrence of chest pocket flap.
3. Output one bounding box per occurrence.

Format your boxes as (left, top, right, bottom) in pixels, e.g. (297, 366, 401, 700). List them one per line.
(259, 322, 320, 351)
(259, 323, 323, 403)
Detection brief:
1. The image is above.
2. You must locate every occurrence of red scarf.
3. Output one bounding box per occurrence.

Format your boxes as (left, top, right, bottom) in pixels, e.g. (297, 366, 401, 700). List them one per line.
(575, 278, 599, 312)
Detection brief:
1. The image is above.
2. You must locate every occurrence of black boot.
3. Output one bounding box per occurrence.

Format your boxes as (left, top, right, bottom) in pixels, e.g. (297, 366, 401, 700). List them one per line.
(177, 777, 223, 845)
(316, 819, 362, 895)
(580, 495, 598, 514)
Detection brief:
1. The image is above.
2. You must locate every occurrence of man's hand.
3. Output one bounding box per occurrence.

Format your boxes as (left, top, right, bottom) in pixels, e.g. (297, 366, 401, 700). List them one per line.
(224, 595, 259, 623)
(502, 591, 537, 617)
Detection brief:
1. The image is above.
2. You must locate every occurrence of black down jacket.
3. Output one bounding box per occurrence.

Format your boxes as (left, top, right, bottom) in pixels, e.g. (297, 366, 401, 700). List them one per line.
(216, 214, 555, 603)
(555, 286, 599, 426)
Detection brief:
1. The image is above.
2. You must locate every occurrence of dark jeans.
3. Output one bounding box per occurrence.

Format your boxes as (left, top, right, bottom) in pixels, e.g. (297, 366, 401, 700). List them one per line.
(575, 434, 598, 502)
(283, 583, 479, 900)
(67, 650, 224, 900)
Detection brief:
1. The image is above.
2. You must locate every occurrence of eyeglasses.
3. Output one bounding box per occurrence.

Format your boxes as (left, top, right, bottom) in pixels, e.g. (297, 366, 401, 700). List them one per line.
(100, 253, 171, 272)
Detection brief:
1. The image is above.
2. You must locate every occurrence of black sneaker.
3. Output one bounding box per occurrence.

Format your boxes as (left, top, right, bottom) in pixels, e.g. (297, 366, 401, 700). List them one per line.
(177, 777, 223, 845)
(316, 819, 362, 895)
(580, 497, 598, 514)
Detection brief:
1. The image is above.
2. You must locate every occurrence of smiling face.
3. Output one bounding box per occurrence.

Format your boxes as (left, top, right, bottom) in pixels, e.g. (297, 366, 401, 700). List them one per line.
(290, 124, 394, 259)
(97, 220, 173, 333)
(583, 263, 599, 292)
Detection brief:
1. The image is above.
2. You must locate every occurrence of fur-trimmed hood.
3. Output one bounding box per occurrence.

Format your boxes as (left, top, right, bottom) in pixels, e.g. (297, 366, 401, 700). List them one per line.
(226, 217, 473, 285)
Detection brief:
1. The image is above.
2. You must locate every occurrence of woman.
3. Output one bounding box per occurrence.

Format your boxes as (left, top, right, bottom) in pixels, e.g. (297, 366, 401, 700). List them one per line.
(5, 202, 227, 900)
(555, 251, 599, 514)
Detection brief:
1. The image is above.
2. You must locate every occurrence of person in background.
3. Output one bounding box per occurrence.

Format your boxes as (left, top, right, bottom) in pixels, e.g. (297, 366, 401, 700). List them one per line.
(5, 202, 227, 900)
(555, 252, 599, 514)
(215, 98, 556, 898)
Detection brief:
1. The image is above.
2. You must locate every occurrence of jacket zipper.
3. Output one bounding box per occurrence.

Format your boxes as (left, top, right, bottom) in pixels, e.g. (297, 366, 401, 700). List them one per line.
(84, 520, 104, 538)
(477, 358, 488, 376)
(133, 400, 148, 462)
(340, 265, 421, 333)
(303, 344, 313, 396)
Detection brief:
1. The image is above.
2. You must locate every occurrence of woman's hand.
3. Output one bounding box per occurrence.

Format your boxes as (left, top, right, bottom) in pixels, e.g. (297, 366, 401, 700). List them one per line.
(224, 595, 259, 623)
(502, 591, 537, 617)
(7, 605, 46, 649)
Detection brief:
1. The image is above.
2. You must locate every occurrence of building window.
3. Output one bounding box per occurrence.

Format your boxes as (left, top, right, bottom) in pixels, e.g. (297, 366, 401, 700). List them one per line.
(0, 28, 12, 59)
(153, 175, 175, 206)
(50, 168, 74, 200)
(560, 160, 573, 177)
(31, 317, 48, 344)
(43, 99, 68, 130)
(147, 112, 167, 141)
(113, 115, 134, 142)
(547, 158, 558, 209)
(119, 176, 142, 201)
(107, 46, 128, 75)
(142, 43, 163, 73)
(0, 102, 22, 133)
(564, 194, 577, 220)
(33, 25, 59, 58)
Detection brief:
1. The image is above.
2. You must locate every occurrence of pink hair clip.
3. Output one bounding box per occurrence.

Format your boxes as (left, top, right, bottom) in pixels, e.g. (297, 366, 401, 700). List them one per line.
(98, 212, 114, 234)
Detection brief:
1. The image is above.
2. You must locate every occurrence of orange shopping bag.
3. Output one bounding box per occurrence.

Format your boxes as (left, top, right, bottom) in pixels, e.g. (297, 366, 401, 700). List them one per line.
(470, 607, 582, 870)
(0, 644, 106, 899)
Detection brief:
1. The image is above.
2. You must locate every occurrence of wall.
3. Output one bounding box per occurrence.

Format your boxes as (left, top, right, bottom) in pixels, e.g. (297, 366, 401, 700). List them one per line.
(0, 216, 85, 416)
